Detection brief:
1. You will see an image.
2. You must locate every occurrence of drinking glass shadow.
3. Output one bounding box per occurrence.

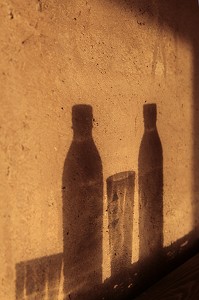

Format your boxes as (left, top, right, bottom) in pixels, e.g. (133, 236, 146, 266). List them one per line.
(107, 171, 135, 277)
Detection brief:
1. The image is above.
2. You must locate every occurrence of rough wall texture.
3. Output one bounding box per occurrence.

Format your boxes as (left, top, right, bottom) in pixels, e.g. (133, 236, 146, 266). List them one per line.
(0, 0, 199, 299)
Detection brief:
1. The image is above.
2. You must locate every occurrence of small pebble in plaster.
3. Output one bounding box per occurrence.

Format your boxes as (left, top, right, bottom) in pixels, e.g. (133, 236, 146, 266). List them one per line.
(9, 10, 14, 19)
(37, 0, 42, 12)
(7, 166, 10, 176)
(21, 35, 33, 45)
(113, 285, 118, 289)
(137, 20, 145, 26)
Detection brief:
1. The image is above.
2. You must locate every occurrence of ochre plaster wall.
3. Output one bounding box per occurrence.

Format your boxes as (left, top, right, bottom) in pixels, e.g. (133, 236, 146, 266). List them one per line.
(0, 0, 199, 299)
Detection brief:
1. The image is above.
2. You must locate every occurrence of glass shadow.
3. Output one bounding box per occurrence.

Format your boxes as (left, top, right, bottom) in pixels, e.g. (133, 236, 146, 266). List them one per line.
(107, 171, 135, 277)
(15, 253, 62, 300)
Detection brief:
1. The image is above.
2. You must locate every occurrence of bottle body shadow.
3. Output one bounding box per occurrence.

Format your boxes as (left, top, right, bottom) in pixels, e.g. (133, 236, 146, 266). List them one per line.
(138, 104, 164, 278)
(62, 106, 103, 300)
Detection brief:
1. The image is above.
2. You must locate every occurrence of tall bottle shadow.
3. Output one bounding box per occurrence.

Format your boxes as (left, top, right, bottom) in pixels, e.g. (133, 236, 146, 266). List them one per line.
(107, 171, 135, 277)
(138, 104, 164, 279)
(62, 105, 103, 299)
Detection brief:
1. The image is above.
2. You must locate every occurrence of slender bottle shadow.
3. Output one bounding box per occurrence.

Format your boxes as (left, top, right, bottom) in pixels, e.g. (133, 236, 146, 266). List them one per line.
(62, 105, 103, 299)
(138, 104, 164, 279)
(107, 171, 135, 277)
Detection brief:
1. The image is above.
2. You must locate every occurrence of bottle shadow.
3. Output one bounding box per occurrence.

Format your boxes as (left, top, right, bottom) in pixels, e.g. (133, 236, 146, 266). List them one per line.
(138, 104, 164, 278)
(62, 105, 103, 299)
